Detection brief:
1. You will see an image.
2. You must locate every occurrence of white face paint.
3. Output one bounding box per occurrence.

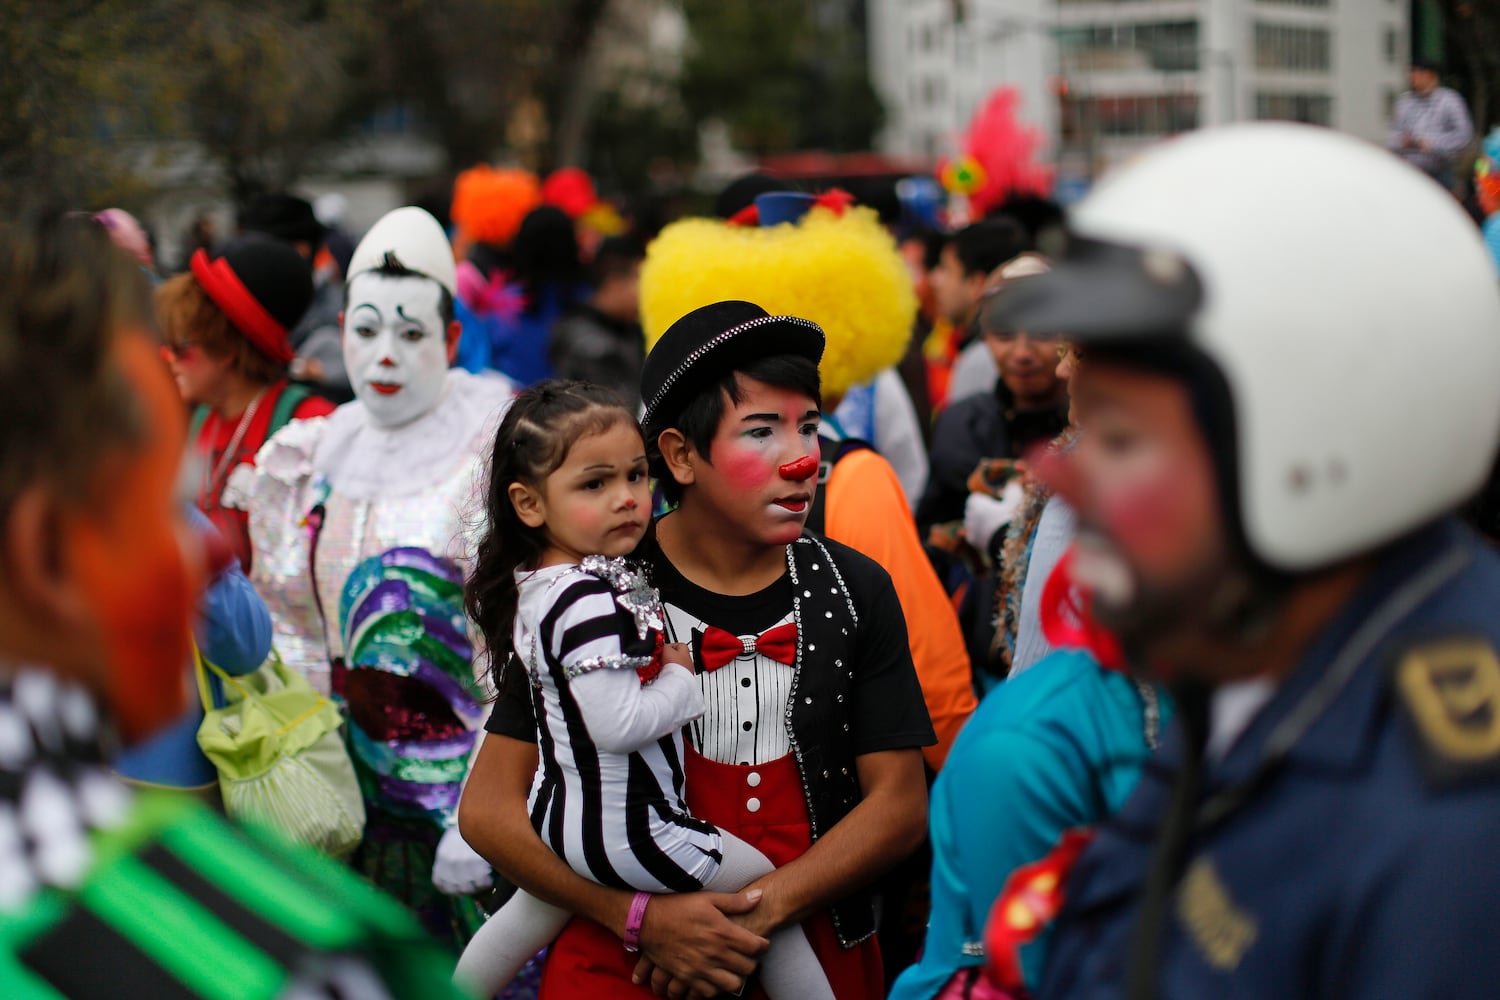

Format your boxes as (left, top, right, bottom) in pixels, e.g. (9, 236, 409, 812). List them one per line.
(343, 273, 450, 428)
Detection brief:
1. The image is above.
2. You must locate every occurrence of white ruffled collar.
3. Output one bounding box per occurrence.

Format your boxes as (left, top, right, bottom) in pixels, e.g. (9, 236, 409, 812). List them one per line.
(312, 369, 514, 500)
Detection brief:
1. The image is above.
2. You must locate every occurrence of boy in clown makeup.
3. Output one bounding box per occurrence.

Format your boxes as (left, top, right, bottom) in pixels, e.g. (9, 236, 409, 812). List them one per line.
(460, 300, 936, 1000)
(248, 207, 513, 948)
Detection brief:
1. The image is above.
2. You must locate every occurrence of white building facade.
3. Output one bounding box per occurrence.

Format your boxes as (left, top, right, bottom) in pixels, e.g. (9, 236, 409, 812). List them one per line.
(868, 0, 1410, 183)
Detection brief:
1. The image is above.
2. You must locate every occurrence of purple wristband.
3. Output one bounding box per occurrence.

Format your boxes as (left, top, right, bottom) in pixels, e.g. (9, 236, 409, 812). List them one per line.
(623, 891, 652, 953)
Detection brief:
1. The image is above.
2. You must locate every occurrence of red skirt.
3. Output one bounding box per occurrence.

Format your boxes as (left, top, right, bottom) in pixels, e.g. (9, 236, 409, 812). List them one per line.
(538, 748, 883, 999)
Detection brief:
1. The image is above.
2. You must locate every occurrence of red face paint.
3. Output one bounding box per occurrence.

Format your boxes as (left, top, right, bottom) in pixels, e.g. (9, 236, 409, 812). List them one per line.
(1035, 436, 1211, 580)
(778, 455, 818, 481)
(71, 334, 204, 744)
(720, 442, 776, 492)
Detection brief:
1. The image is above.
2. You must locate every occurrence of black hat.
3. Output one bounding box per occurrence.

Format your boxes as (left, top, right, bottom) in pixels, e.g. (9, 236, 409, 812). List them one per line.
(641, 300, 825, 433)
(239, 193, 325, 247)
(190, 235, 313, 364)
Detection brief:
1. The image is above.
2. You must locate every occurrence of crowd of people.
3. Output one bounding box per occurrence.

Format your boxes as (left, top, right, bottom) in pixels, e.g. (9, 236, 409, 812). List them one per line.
(5, 74, 1500, 1000)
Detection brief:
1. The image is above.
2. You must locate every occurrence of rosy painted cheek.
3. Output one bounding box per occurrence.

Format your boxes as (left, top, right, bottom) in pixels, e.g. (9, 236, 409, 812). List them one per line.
(720, 443, 775, 492)
(1039, 446, 1201, 568)
(1094, 462, 1197, 566)
(567, 500, 606, 535)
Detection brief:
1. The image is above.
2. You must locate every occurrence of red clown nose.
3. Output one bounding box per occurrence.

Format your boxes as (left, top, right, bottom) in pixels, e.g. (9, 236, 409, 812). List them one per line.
(779, 455, 819, 481)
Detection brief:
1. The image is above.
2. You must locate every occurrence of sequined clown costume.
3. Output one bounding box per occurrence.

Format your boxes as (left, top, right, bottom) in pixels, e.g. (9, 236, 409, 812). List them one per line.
(249, 205, 512, 948)
(340, 546, 490, 946)
(248, 368, 509, 949)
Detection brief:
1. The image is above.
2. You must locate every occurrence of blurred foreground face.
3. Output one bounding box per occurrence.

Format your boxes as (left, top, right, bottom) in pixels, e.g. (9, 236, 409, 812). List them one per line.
(1410, 67, 1439, 95)
(1042, 362, 1229, 665)
(69, 332, 203, 742)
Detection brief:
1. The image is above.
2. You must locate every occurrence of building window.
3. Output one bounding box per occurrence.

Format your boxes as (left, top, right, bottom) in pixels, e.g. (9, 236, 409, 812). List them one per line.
(1061, 94, 1200, 140)
(1057, 20, 1200, 74)
(1254, 91, 1333, 125)
(1254, 0, 1329, 6)
(1384, 26, 1399, 64)
(1255, 23, 1332, 72)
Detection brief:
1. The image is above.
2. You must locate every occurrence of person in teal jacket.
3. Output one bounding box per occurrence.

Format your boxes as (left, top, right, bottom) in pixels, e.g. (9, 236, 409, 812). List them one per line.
(889, 648, 1169, 999)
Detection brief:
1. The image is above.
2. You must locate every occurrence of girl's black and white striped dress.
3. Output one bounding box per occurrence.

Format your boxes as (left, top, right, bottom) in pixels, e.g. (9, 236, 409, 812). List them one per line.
(515, 558, 723, 893)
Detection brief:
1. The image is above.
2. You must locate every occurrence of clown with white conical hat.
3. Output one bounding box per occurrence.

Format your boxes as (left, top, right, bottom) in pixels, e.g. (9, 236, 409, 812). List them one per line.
(249, 206, 512, 948)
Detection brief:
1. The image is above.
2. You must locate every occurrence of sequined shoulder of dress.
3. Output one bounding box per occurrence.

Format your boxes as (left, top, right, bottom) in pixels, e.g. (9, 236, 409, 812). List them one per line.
(577, 555, 663, 642)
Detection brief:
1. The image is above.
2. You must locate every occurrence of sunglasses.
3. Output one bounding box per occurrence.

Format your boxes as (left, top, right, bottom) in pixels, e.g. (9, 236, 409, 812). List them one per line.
(163, 340, 204, 360)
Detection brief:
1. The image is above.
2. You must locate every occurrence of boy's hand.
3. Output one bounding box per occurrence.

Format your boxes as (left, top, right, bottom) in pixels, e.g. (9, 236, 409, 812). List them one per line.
(632, 890, 768, 998)
(661, 642, 693, 668)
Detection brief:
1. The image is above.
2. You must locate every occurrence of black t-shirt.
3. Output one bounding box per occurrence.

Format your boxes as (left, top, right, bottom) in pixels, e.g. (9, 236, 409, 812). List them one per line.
(485, 537, 935, 760)
(649, 550, 793, 640)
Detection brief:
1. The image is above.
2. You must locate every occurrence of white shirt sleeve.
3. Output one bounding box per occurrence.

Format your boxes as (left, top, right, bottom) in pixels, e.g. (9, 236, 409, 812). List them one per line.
(569, 662, 704, 754)
(543, 572, 705, 753)
(873, 368, 929, 505)
(946, 341, 998, 406)
(1434, 89, 1474, 158)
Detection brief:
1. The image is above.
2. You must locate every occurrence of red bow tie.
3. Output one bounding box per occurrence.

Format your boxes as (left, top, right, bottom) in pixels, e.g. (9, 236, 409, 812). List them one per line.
(699, 622, 799, 672)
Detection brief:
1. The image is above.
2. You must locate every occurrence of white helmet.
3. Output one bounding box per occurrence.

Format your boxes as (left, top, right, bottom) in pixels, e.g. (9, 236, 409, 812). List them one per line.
(991, 123, 1500, 572)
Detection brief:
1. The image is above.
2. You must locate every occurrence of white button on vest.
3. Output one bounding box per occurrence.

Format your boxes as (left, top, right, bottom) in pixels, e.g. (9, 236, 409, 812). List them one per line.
(746, 797, 762, 813)
(747, 772, 762, 788)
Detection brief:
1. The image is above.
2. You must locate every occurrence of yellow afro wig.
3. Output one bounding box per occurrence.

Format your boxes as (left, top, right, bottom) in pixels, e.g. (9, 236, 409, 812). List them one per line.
(451, 165, 541, 246)
(640, 205, 917, 401)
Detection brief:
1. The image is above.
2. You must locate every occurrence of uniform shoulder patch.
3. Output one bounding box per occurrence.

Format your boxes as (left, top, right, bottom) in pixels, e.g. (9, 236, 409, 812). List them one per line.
(1392, 635, 1500, 786)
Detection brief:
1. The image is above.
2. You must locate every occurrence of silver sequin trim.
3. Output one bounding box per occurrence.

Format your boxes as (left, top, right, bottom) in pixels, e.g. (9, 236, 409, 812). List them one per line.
(795, 536, 859, 626)
(564, 653, 654, 680)
(580, 555, 665, 641)
(642, 315, 825, 427)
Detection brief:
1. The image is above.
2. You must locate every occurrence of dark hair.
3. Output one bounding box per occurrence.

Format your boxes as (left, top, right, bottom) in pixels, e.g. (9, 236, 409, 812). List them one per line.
(589, 235, 644, 290)
(466, 380, 640, 692)
(905, 226, 947, 273)
(947, 217, 1030, 278)
(238, 192, 325, 248)
(0, 213, 152, 522)
(512, 206, 584, 313)
(343, 252, 456, 327)
(990, 194, 1066, 250)
(648, 354, 822, 504)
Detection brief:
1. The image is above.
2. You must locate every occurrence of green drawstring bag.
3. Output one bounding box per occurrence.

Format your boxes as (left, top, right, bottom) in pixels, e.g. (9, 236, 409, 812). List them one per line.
(195, 644, 366, 858)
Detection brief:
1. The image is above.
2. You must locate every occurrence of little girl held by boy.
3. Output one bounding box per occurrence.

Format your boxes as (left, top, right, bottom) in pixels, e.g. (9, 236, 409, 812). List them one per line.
(454, 381, 835, 1000)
